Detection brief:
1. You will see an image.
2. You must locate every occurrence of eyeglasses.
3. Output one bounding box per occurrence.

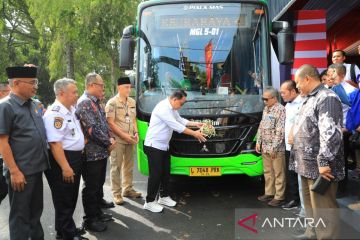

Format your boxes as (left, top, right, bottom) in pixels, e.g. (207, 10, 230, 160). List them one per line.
(262, 97, 274, 102)
(18, 79, 39, 86)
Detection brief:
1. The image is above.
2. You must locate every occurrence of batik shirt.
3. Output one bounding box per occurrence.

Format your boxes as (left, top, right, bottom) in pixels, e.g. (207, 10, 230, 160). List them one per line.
(256, 102, 286, 154)
(289, 84, 345, 181)
(76, 92, 111, 161)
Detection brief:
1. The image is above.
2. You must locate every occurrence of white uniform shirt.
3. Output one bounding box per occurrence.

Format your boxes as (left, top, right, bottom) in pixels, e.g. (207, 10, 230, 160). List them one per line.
(144, 98, 189, 151)
(43, 100, 85, 151)
(343, 63, 360, 84)
(285, 95, 305, 151)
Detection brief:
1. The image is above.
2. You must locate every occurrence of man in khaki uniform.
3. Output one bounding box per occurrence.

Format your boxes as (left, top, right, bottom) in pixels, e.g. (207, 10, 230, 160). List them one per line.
(105, 77, 141, 205)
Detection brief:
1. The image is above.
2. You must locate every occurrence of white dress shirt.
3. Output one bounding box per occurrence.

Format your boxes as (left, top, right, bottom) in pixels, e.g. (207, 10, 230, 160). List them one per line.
(285, 95, 305, 151)
(343, 63, 360, 84)
(144, 98, 189, 151)
(43, 100, 85, 151)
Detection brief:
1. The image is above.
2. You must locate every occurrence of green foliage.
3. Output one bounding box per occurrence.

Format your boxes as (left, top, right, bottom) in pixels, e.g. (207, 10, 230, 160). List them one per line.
(1, 0, 140, 103)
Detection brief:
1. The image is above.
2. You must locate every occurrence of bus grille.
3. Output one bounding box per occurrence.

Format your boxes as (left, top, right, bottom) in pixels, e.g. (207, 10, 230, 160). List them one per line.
(169, 124, 258, 157)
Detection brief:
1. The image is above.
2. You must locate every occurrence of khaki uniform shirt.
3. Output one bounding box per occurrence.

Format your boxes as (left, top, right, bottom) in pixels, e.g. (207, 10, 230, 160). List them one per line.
(105, 95, 136, 144)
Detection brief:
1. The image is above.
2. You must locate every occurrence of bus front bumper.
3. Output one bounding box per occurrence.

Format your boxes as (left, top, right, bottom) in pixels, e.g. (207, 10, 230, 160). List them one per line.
(137, 147, 263, 177)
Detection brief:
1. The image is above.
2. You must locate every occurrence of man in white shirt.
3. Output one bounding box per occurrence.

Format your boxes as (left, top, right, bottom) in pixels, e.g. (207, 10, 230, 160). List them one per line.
(280, 80, 305, 215)
(332, 49, 360, 87)
(43, 78, 87, 239)
(143, 90, 206, 213)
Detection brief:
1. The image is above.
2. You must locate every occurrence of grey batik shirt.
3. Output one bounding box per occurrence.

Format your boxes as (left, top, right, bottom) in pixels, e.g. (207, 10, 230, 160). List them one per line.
(289, 84, 345, 181)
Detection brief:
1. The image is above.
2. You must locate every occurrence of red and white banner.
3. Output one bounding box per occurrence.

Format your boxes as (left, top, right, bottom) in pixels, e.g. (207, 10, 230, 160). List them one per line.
(292, 10, 327, 79)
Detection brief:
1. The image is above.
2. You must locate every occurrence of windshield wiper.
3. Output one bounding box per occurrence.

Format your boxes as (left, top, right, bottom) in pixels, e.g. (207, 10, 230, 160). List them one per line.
(220, 107, 258, 119)
(185, 98, 226, 103)
(180, 106, 258, 119)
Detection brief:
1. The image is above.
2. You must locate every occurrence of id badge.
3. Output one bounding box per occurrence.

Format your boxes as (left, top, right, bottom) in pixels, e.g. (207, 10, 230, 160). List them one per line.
(125, 115, 130, 123)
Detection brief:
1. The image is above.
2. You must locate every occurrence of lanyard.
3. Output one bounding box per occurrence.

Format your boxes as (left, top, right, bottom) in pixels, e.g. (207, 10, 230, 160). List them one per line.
(121, 100, 129, 117)
(120, 98, 130, 124)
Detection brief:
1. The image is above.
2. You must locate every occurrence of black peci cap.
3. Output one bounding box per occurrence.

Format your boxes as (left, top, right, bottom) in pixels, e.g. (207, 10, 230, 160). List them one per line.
(6, 66, 37, 79)
(117, 77, 131, 85)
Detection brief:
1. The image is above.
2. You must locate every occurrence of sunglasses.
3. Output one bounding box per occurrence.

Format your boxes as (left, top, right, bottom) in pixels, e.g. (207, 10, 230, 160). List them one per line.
(262, 97, 273, 102)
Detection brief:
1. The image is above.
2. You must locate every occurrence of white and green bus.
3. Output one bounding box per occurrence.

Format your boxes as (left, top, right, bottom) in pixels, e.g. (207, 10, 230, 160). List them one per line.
(119, 0, 293, 177)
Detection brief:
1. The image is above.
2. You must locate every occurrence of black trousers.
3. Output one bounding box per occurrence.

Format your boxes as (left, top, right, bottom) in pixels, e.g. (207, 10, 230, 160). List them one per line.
(339, 132, 353, 192)
(0, 157, 8, 204)
(82, 158, 107, 221)
(99, 159, 107, 201)
(144, 146, 171, 202)
(45, 150, 83, 240)
(285, 151, 300, 203)
(6, 172, 44, 240)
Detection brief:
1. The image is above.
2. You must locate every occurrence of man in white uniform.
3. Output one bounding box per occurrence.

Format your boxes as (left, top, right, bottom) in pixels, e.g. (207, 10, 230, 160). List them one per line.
(43, 78, 87, 240)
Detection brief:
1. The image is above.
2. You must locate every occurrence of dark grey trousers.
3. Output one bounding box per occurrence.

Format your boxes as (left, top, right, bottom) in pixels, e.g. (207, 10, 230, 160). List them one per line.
(5, 171, 44, 240)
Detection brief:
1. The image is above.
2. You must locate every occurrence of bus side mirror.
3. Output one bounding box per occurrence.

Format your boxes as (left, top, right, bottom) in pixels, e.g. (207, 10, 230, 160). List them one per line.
(272, 21, 294, 64)
(119, 25, 135, 70)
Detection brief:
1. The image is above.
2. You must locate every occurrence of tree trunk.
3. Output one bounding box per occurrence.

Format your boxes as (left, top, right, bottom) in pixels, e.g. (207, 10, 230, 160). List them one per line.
(65, 41, 75, 79)
(110, 55, 116, 95)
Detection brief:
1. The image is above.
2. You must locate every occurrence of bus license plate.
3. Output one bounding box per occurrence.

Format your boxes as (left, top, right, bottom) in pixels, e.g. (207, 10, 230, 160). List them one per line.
(189, 167, 222, 176)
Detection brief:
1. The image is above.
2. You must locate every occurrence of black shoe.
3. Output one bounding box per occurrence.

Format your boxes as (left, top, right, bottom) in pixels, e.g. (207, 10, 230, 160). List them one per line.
(55, 227, 86, 239)
(282, 200, 299, 210)
(76, 226, 86, 236)
(98, 212, 113, 222)
(268, 199, 285, 207)
(83, 220, 107, 232)
(336, 190, 347, 198)
(100, 199, 115, 209)
(257, 194, 274, 202)
(56, 231, 62, 240)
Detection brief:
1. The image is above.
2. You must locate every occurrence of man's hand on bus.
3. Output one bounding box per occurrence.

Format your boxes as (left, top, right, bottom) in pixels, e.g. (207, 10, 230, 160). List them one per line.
(192, 130, 207, 143)
(190, 121, 204, 129)
(255, 143, 261, 154)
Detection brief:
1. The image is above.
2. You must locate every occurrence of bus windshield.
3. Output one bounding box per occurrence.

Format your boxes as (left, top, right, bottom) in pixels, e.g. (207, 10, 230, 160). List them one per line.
(137, 2, 269, 116)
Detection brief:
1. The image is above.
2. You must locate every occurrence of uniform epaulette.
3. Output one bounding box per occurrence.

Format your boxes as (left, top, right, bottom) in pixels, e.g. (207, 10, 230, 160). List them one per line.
(52, 106, 60, 112)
